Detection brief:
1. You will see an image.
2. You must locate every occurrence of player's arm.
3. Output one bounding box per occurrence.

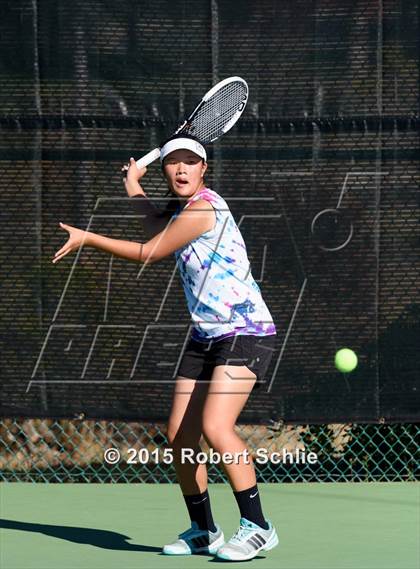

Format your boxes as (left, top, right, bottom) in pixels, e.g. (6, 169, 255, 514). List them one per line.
(52, 200, 215, 265)
(140, 199, 215, 263)
(85, 200, 215, 264)
(129, 194, 178, 240)
(123, 158, 174, 239)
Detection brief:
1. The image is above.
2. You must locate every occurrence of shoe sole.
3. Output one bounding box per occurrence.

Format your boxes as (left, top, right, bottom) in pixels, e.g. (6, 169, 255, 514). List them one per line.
(216, 530, 279, 561)
(163, 533, 225, 555)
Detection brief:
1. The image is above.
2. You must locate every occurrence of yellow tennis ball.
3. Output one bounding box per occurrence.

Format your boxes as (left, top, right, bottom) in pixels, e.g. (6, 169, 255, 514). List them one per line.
(335, 348, 358, 373)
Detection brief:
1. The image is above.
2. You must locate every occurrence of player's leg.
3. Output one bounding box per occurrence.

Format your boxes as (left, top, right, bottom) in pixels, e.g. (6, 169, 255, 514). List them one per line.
(167, 375, 208, 495)
(202, 364, 279, 560)
(163, 374, 224, 554)
(201, 333, 277, 493)
(201, 364, 259, 494)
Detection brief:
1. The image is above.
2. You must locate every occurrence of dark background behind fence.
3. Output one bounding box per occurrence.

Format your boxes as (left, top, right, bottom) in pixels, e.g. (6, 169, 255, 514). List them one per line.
(1, 0, 419, 423)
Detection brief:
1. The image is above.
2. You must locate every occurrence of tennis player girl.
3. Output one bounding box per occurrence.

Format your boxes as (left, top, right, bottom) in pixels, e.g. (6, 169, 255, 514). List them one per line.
(53, 134, 279, 561)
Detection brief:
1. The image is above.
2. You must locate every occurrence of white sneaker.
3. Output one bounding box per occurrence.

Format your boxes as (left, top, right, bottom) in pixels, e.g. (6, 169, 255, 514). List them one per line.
(216, 517, 279, 561)
(162, 521, 224, 555)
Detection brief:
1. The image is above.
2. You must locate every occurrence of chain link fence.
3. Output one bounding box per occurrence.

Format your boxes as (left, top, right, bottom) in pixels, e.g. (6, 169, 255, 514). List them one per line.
(1, 419, 418, 483)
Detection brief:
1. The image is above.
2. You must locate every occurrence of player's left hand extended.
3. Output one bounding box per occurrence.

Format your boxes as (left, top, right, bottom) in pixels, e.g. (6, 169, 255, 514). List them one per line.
(52, 222, 89, 264)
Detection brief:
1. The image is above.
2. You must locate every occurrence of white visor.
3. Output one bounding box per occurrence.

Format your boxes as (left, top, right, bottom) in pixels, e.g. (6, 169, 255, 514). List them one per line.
(160, 137, 207, 163)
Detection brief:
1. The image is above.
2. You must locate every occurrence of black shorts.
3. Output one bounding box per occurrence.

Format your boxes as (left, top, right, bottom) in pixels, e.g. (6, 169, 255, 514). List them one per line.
(176, 334, 277, 390)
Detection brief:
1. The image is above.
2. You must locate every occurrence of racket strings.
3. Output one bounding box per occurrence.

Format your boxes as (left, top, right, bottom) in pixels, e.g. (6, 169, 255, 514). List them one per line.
(182, 81, 248, 143)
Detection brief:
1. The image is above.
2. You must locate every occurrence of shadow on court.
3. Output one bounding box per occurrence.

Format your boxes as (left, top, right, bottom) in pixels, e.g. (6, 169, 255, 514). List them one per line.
(0, 519, 161, 552)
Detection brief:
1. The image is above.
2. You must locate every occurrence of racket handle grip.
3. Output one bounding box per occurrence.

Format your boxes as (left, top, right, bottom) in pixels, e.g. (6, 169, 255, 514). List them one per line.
(135, 148, 161, 169)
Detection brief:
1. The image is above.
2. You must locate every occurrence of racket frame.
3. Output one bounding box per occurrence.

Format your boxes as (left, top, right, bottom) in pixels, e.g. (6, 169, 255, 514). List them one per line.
(135, 76, 248, 169)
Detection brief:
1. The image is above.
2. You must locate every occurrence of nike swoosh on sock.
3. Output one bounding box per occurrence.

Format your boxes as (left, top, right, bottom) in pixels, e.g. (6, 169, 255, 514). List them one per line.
(192, 497, 208, 505)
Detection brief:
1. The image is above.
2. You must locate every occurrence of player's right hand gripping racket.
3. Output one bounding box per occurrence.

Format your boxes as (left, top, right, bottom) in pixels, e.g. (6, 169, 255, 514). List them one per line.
(135, 76, 248, 169)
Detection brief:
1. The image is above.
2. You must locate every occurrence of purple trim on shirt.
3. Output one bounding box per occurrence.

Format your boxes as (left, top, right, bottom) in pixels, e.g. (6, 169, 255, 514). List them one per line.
(191, 328, 277, 344)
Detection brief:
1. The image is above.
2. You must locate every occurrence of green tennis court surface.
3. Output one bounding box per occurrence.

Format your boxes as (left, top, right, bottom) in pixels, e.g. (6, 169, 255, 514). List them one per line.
(1, 482, 418, 569)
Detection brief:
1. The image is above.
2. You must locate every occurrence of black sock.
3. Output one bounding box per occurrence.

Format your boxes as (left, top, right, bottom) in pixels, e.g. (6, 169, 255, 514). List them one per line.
(233, 484, 269, 530)
(183, 489, 217, 533)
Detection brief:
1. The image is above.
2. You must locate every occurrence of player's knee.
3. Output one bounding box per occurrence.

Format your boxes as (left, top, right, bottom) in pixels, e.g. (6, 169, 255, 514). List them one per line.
(202, 420, 232, 448)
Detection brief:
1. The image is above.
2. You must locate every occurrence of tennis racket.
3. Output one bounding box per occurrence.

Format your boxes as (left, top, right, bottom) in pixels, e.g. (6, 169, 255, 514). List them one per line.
(134, 76, 248, 169)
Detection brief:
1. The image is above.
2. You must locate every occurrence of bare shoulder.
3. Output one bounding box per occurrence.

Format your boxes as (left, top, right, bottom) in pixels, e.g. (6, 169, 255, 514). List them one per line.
(187, 198, 215, 211)
(182, 198, 216, 232)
